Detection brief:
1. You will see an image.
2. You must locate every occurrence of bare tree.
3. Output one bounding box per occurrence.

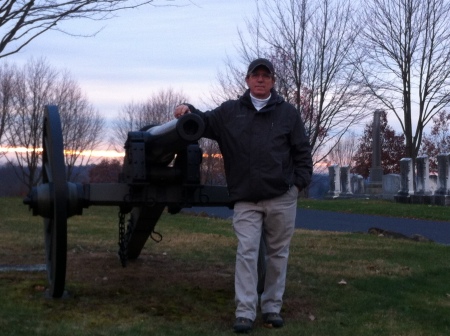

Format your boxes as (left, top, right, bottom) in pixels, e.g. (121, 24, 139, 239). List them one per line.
(6, 58, 105, 188)
(419, 110, 450, 172)
(111, 88, 189, 147)
(360, 0, 450, 160)
(0, 0, 168, 58)
(0, 62, 16, 154)
(206, 55, 248, 106)
(55, 71, 105, 182)
(7, 58, 58, 189)
(327, 131, 358, 168)
(212, 0, 373, 166)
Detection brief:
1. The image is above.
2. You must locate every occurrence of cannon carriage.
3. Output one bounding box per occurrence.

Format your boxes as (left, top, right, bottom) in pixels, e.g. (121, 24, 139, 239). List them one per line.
(23, 105, 236, 298)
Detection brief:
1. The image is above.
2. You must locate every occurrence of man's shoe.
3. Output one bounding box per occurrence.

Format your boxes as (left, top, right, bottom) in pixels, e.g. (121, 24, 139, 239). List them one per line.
(262, 312, 284, 328)
(233, 317, 253, 333)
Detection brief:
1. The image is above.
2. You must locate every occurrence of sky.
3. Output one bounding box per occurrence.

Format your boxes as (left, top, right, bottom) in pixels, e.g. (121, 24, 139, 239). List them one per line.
(5, 0, 418, 153)
(8, 0, 258, 122)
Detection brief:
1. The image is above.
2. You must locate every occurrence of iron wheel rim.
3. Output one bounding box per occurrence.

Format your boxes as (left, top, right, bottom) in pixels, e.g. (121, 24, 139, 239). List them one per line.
(42, 105, 68, 298)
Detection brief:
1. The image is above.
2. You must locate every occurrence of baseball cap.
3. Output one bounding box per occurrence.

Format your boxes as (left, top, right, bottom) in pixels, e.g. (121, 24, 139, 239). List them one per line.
(247, 58, 274, 75)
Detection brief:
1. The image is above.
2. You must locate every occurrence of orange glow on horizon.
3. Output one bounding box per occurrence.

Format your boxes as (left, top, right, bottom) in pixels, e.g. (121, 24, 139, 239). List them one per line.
(1, 148, 225, 160)
(0, 146, 43, 154)
(0, 147, 124, 158)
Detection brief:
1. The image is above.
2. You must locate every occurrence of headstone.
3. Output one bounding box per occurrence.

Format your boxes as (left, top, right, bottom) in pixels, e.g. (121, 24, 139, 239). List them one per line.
(394, 158, 413, 203)
(382, 174, 400, 200)
(411, 156, 432, 204)
(433, 153, 450, 205)
(340, 166, 353, 197)
(415, 156, 431, 194)
(429, 175, 438, 193)
(326, 164, 341, 198)
(435, 154, 450, 195)
(351, 174, 365, 194)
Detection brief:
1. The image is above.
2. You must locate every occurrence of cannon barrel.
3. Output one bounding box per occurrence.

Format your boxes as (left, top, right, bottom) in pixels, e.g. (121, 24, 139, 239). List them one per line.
(144, 113, 205, 164)
(125, 113, 204, 165)
(122, 113, 205, 182)
(146, 112, 205, 142)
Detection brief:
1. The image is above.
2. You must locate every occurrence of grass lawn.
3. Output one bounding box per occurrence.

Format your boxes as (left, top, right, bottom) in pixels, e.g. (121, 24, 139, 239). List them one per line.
(0, 197, 449, 335)
(299, 197, 450, 222)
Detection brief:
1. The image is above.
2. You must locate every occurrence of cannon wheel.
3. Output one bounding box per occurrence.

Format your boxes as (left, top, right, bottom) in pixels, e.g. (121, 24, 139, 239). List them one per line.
(42, 106, 68, 298)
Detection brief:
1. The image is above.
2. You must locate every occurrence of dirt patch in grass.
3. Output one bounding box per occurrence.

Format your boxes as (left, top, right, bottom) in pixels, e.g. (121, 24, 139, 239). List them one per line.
(1, 235, 314, 328)
(22, 249, 312, 326)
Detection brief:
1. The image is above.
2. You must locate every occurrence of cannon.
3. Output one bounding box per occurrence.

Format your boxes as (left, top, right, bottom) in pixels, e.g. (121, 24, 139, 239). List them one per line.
(23, 105, 234, 298)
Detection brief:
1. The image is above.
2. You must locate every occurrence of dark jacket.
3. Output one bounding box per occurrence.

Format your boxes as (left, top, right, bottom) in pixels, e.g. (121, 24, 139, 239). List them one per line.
(188, 88, 313, 202)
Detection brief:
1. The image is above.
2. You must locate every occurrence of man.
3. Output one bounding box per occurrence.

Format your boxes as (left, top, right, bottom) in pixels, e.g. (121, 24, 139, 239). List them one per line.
(174, 58, 312, 333)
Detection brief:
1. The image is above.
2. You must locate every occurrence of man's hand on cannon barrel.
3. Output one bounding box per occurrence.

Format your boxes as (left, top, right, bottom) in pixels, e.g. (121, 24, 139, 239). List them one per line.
(174, 104, 191, 119)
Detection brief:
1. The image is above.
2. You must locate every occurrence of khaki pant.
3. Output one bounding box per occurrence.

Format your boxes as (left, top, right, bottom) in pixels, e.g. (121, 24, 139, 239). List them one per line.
(233, 187, 298, 321)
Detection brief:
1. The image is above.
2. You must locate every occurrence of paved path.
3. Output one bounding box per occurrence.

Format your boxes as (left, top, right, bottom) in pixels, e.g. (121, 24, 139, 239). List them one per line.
(182, 207, 450, 245)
